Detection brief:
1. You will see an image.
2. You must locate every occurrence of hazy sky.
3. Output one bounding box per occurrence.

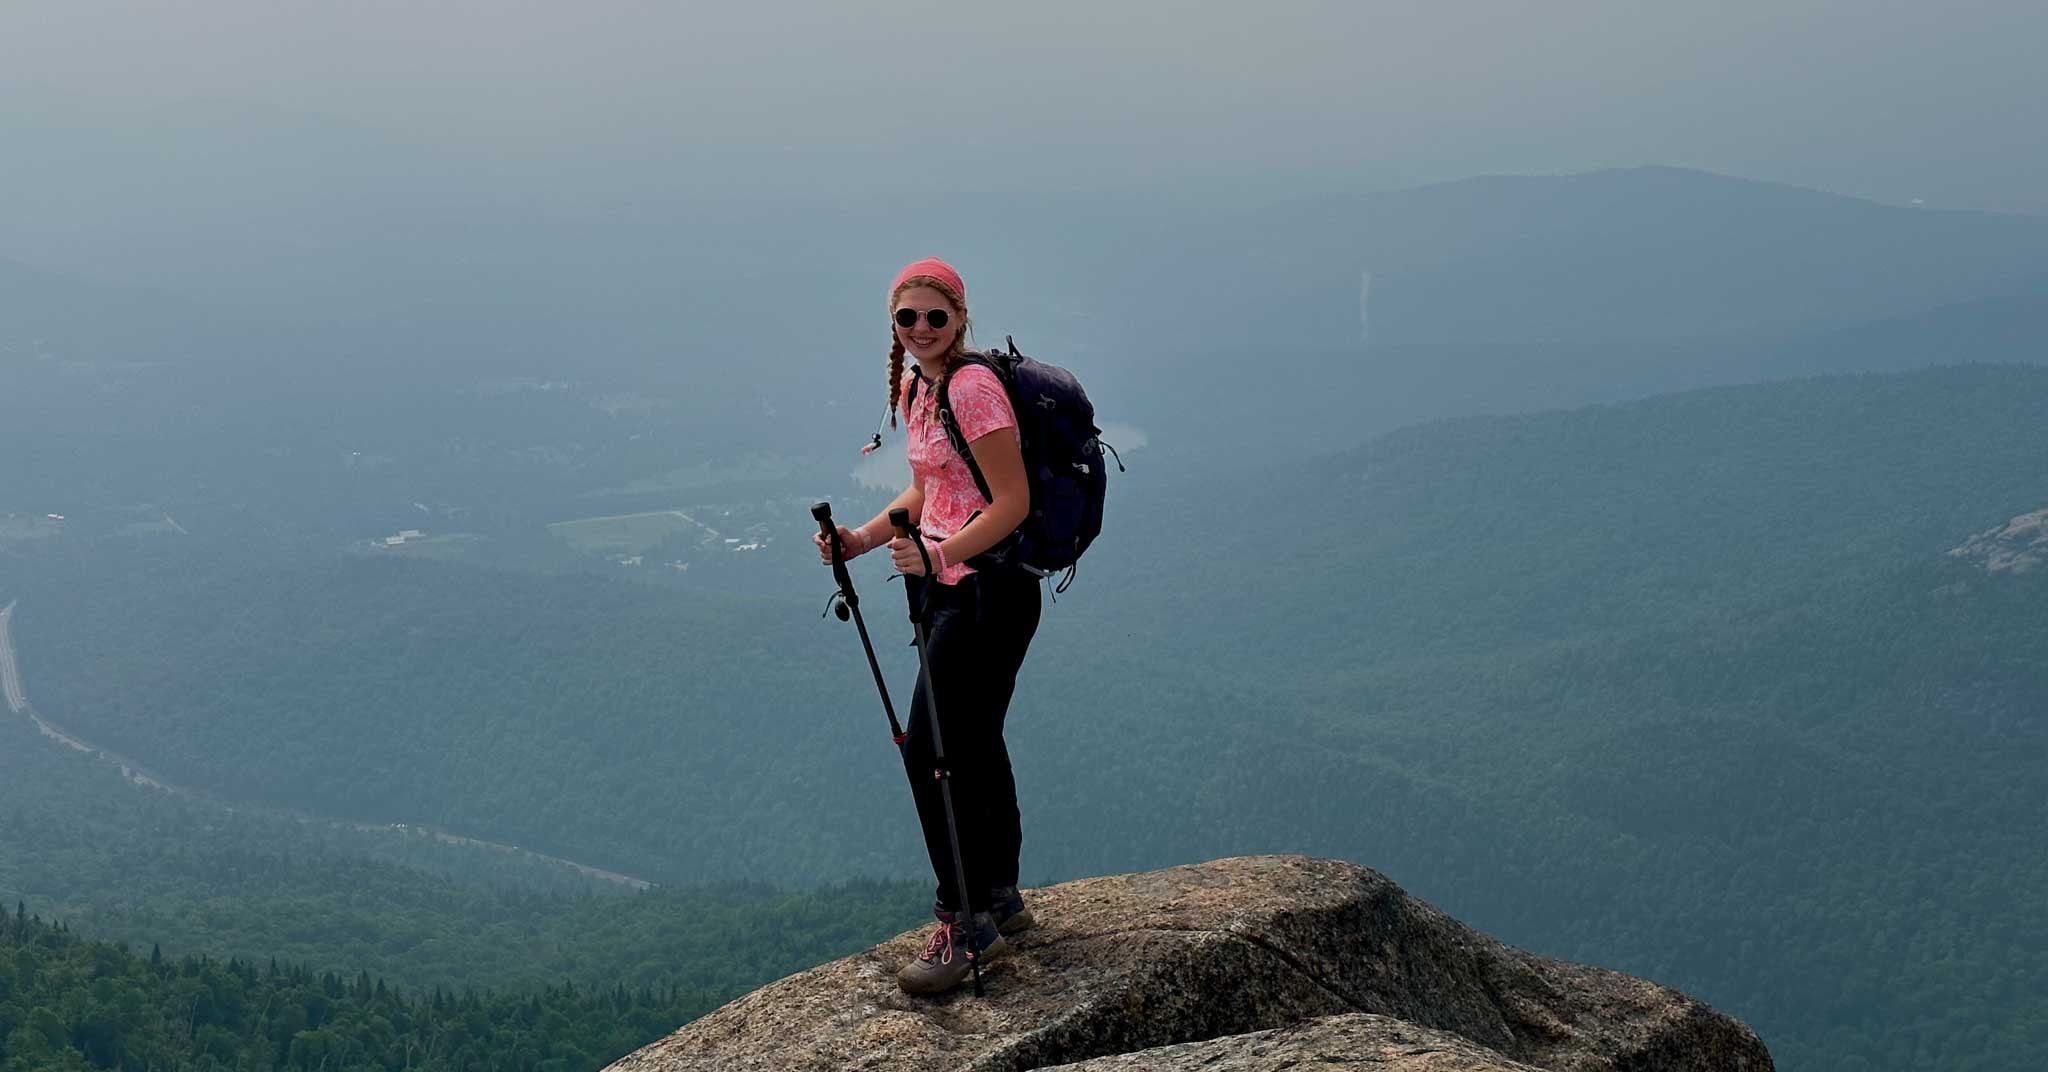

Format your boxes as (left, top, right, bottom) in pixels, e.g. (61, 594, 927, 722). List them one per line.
(5, 1, 2045, 209)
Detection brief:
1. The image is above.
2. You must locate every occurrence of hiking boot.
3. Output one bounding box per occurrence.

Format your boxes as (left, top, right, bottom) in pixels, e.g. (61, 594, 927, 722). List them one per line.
(987, 886, 1036, 936)
(896, 907, 1008, 995)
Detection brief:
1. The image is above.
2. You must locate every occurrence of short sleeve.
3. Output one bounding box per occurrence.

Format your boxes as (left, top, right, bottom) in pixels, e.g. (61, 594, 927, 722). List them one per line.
(947, 365, 1017, 443)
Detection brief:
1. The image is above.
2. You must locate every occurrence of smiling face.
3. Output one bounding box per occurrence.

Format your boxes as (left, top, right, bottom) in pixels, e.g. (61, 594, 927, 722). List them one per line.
(891, 283, 964, 365)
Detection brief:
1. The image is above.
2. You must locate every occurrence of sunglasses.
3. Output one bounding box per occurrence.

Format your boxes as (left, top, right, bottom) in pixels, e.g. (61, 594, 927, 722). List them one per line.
(894, 307, 952, 330)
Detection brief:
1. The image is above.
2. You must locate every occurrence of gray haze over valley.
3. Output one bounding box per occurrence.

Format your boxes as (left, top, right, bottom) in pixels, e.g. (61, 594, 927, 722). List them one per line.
(7, 0, 2046, 212)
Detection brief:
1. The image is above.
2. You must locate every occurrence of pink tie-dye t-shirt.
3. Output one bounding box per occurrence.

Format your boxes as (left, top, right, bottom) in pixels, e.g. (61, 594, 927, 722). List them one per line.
(902, 363, 1019, 585)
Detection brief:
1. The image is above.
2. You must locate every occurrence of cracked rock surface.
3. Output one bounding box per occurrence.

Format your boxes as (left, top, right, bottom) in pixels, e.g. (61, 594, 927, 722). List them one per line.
(1044, 1012, 1549, 1070)
(604, 856, 1773, 1072)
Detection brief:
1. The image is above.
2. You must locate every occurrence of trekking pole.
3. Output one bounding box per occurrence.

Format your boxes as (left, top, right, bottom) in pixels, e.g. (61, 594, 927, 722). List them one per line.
(812, 502, 906, 749)
(890, 507, 986, 998)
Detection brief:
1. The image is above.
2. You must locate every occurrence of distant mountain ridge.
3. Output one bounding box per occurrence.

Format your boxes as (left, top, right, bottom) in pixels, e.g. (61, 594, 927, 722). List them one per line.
(1091, 166, 2048, 355)
(7, 152, 2046, 381)
(1112, 288, 2048, 469)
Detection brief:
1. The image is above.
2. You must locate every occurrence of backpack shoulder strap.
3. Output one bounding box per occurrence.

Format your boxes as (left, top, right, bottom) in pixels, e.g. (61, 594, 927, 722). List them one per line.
(935, 354, 998, 504)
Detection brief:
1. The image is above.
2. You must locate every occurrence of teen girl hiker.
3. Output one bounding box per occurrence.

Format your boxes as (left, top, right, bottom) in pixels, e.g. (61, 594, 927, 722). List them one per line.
(814, 257, 1040, 994)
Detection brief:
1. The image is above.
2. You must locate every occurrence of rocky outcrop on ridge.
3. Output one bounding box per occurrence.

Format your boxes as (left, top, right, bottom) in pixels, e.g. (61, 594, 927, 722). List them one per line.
(605, 856, 1773, 1071)
(1949, 506, 2048, 574)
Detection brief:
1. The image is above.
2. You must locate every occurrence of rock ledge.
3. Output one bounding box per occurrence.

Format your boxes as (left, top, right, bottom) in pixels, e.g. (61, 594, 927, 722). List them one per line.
(606, 855, 1773, 1071)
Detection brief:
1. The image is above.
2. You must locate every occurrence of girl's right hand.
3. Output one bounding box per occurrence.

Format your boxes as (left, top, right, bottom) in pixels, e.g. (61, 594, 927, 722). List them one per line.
(815, 526, 865, 565)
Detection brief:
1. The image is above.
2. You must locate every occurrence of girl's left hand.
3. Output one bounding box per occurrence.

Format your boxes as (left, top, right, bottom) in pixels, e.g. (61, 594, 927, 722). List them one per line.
(889, 537, 928, 577)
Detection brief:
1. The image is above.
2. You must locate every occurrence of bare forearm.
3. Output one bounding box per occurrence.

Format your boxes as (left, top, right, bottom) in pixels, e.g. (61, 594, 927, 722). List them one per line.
(934, 495, 1028, 565)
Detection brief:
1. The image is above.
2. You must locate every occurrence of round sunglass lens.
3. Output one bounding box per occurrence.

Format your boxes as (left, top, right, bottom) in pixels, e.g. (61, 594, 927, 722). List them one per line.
(893, 308, 952, 331)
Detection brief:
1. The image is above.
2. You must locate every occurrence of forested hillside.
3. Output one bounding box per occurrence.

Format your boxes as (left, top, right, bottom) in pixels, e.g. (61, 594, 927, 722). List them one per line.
(0, 713, 927, 996)
(8, 364, 2046, 1070)
(5, 558, 901, 884)
(0, 904, 696, 1071)
(1116, 289, 2048, 470)
(1059, 364, 2048, 1071)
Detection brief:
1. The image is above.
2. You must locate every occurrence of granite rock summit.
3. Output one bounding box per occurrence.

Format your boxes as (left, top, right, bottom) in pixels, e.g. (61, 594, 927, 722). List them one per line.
(606, 855, 1773, 1071)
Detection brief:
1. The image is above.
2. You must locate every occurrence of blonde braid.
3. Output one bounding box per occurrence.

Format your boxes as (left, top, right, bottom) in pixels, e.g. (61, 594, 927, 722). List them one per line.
(886, 334, 907, 429)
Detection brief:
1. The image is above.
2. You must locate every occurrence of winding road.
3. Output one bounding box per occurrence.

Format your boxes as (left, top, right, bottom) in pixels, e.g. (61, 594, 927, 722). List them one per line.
(0, 598, 653, 891)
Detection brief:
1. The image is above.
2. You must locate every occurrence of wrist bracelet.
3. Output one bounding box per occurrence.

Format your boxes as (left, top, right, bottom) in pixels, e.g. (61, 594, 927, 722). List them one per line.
(933, 541, 949, 573)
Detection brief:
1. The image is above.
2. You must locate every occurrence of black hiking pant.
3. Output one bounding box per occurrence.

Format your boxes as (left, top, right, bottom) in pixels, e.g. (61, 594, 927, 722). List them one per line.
(900, 567, 1041, 914)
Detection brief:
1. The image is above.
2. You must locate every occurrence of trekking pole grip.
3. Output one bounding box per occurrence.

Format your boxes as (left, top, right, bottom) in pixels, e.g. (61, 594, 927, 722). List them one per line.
(813, 501, 856, 615)
(812, 501, 840, 547)
(891, 508, 940, 583)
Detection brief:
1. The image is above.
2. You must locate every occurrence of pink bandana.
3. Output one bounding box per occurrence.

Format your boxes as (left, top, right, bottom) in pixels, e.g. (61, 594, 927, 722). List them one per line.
(891, 257, 966, 302)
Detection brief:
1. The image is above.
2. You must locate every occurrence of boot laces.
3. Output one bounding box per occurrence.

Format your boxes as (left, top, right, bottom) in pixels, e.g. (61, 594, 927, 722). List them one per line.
(918, 922, 960, 965)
